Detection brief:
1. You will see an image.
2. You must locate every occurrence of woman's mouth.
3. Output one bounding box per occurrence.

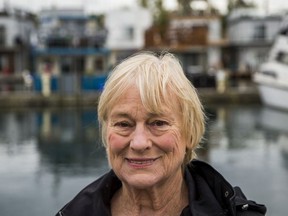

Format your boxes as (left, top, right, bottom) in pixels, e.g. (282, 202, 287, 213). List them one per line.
(126, 158, 158, 168)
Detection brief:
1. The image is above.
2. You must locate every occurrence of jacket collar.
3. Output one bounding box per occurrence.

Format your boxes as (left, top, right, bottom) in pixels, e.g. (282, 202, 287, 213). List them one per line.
(186, 160, 266, 216)
(185, 160, 235, 215)
(57, 160, 266, 216)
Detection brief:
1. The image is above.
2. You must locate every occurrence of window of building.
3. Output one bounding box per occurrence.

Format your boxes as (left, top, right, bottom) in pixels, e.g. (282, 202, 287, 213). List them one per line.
(0, 26, 6, 46)
(256, 51, 268, 65)
(61, 57, 72, 73)
(94, 57, 104, 73)
(253, 24, 266, 40)
(125, 26, 134, 40)
(75, 57, 85, 74)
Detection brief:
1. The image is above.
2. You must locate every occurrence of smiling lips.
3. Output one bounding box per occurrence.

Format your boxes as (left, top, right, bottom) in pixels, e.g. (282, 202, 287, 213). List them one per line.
(126, 158, 158, 168)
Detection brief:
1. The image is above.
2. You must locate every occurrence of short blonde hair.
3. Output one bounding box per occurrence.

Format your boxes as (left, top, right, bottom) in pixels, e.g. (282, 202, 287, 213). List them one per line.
(98, 51, 205, 165)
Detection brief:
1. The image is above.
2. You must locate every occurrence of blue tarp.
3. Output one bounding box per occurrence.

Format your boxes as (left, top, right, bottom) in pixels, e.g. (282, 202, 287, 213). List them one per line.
(33, 75, 59, 92)
(33, 74, 107, 92)
(81, 75, 107, 91)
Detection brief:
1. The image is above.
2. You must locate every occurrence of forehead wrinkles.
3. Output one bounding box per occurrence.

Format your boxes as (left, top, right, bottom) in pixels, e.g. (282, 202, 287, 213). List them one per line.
(109, 96, 145, 119)
(109, 83, 180, 121)
(110, 100, 174, 122)
(141, 88, 180, 117)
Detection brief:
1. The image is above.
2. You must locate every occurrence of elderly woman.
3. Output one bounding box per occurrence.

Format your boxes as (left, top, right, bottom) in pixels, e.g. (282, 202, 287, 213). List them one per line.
(55, 52, 266, 216)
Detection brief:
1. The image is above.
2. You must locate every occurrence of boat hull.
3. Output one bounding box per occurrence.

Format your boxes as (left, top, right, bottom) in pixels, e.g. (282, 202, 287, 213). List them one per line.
(258, 83, 288, 110)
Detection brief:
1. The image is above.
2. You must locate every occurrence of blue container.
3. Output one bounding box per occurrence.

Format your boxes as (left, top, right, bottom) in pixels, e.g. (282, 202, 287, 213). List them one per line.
(33, 75, 59, 92)
(81, 74, 107, 91)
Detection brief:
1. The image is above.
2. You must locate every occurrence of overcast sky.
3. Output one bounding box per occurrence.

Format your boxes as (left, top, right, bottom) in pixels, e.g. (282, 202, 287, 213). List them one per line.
(0, 0, 285, 15)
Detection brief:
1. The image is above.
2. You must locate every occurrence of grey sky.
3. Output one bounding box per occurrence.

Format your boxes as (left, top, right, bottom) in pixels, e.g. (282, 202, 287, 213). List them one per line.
(0, 0, 285, 15)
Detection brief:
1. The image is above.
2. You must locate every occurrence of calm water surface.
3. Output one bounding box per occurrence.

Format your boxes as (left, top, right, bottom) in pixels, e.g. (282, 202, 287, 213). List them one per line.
(0, 105, 287, 216)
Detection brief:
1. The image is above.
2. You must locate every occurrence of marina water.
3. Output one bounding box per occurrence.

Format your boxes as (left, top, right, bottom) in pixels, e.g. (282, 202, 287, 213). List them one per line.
(0, 105, 287, 216)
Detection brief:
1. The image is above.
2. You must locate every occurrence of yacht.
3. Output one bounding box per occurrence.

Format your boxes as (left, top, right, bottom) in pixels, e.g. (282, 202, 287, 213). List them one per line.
(254, 19, 288, 110)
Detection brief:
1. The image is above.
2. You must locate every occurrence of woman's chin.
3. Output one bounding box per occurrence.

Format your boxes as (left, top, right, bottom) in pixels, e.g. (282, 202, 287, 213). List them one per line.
(121, 173, 163, 189)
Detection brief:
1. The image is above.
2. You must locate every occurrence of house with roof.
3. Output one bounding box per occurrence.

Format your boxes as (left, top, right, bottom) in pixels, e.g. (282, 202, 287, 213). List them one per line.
(105, 6, 153, 65)
(0, 7, 36, 90)
(225, 7, 282, 77)
(144, 1, 224, 88)
(32, 8, 110, 94)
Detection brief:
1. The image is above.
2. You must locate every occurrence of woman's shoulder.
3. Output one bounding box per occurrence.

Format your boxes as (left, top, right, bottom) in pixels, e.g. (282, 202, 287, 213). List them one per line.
(55, 170, 121, 216)
(185, 160, 267, 216)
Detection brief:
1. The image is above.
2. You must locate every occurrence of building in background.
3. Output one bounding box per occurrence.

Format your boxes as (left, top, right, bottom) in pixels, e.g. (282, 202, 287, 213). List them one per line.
(145, 1, 224, 87)
(105, 6, 153, 65)
(0, 7, 36, 76)
(0, 1, 286, 93)
(32, 8, 110, 94)
(225, 7, 282, 77)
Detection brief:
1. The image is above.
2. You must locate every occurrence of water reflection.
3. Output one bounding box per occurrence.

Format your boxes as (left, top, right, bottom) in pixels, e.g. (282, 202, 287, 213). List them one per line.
(204, 105, 288, 216)
(257, 107, 288, 171)
(0, 109, 109, 216)
(0, 106, 288, 216)
(36, 109, 106, 173)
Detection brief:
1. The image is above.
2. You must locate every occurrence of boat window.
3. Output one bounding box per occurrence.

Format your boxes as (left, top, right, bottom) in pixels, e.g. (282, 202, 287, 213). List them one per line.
(279, 28, 288, 35)
(276, 51, 288, 65)
(261, 70, 277, 78)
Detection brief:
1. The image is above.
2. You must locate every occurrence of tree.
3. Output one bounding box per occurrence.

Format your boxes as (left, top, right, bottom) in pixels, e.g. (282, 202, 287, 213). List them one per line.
(177, 0, 192, 15)
(154, 0, 169, 41)
(227, 0, 256, 14)
(137, 0, 169, 43)
(138, 0, 149, 8)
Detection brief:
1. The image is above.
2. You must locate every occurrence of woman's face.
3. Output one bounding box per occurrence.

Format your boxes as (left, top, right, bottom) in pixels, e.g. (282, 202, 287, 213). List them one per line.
(106, 86, 186, 189)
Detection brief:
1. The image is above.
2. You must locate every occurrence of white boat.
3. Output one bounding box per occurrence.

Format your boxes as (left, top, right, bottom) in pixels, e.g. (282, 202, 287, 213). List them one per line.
(254, 22, 288, 111)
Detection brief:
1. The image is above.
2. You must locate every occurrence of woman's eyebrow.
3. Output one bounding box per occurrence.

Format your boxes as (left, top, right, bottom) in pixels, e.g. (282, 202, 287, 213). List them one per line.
(147, 113, 165, 119)
(110, 112, 132, 119)
(110, 111, 171, 120)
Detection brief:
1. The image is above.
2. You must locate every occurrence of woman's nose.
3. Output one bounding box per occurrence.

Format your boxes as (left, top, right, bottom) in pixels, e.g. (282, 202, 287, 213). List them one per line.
(130, 124, 151, 151)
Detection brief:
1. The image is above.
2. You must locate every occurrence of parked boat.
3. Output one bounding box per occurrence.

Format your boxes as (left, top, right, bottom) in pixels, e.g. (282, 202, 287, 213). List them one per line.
(254, 19, 288, 110)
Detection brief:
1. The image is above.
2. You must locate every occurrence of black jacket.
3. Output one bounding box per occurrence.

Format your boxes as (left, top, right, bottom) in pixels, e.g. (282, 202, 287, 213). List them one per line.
(55, 160, 266, 216)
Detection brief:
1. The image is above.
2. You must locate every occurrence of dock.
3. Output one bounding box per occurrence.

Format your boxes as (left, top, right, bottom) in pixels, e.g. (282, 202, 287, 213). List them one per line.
(0, 84, 261, 109)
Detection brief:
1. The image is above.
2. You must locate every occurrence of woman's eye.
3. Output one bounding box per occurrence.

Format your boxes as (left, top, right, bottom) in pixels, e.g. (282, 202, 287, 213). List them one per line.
(150, 120, 169, 127)
(114, 121, 131, 128)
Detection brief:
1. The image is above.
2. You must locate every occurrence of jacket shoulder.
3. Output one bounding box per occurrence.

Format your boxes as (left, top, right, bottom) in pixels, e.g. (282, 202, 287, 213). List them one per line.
(233, 186, 266, 216)
(55, 170, 121, 216)
(188, 160, 267, 216)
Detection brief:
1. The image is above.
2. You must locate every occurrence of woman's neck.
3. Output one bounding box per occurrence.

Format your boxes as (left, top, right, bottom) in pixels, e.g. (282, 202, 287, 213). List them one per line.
(111, 171, 188, 216)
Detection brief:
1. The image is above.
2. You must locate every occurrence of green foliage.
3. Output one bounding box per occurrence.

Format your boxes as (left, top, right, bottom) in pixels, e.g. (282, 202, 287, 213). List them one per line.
(228, 0, 257, 13)
(137, 0, 169, 26)
(177, 0, 192, 16)
(138, 0, 149, 8)
(154, 0, 169, 25)
(88, 14, 105, 28)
